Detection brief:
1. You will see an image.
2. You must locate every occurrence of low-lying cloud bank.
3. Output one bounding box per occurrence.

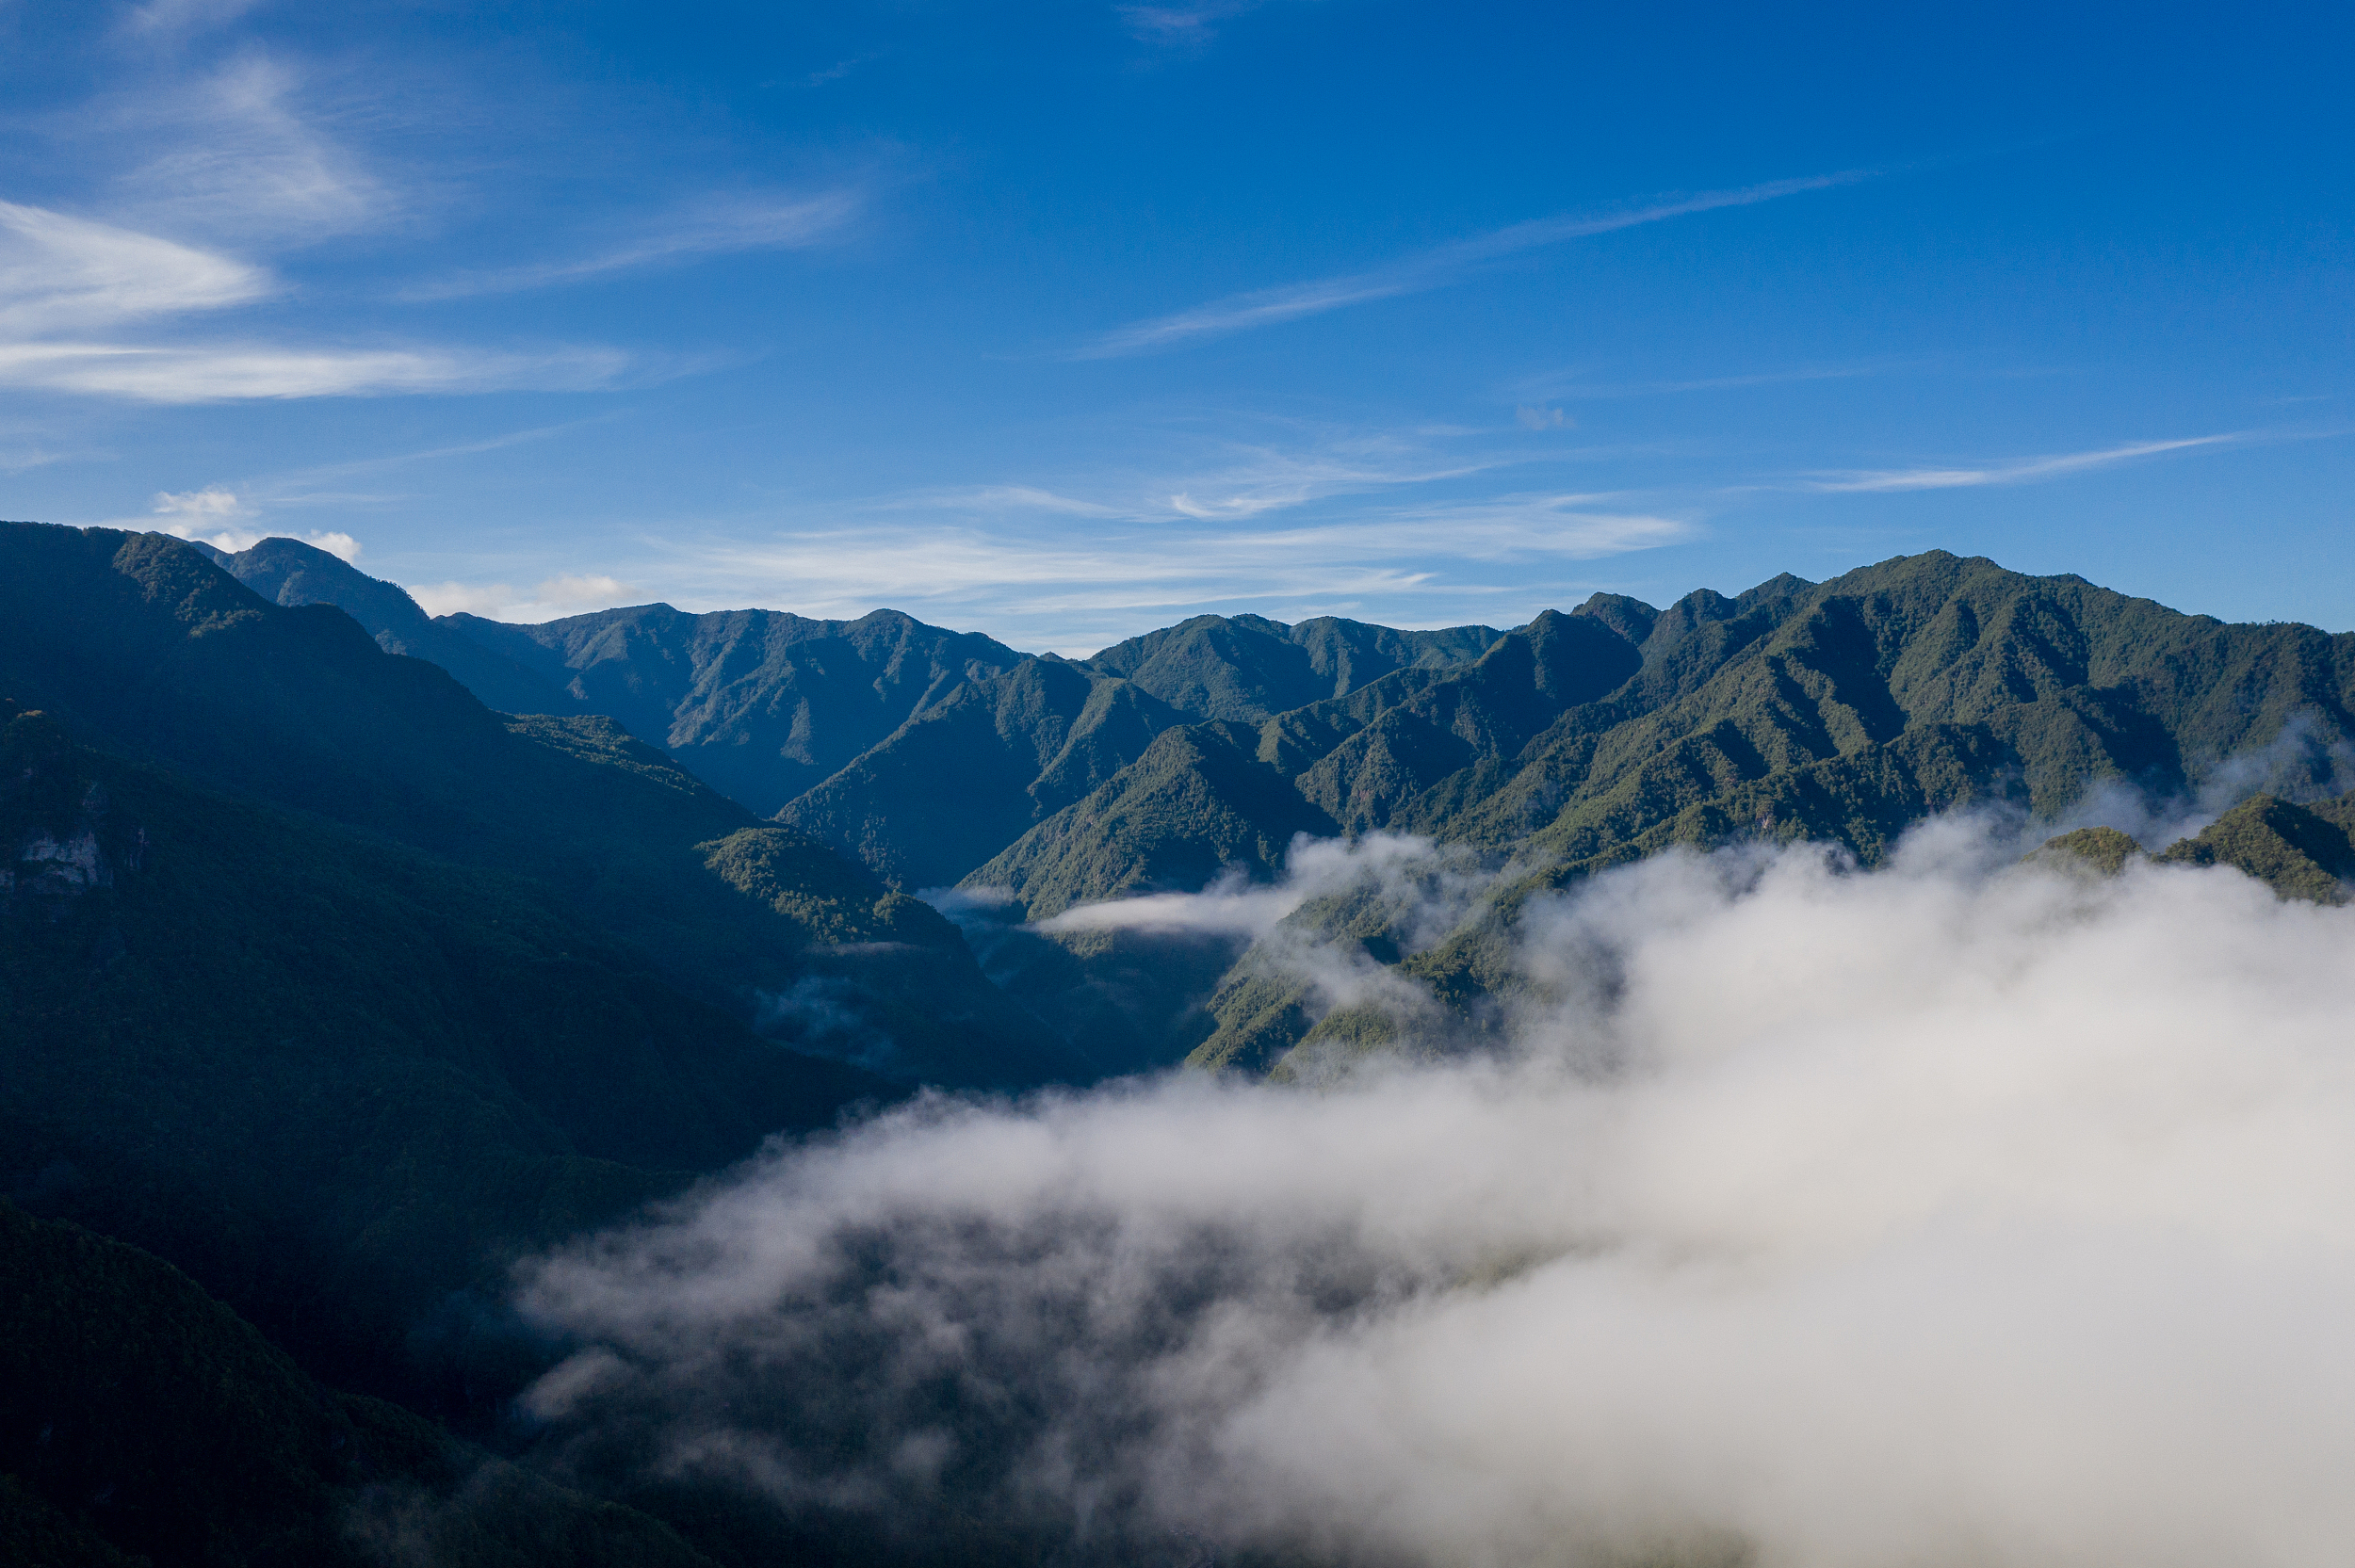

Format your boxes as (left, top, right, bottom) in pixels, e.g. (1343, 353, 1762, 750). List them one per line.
(514, 820, 2355, 1566)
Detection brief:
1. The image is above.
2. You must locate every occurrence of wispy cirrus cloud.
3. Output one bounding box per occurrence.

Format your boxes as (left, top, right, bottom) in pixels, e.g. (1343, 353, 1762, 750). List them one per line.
(1078, 172, 1869, 358)
(99, 55, 391, 246)
(549, 420, 1697, 646)
(643, 489, 1689, 649)
(3, 36, 788, 403)
(886, 430, 1517, 526)
(1802, 434, 2247, 493)
(399, 188, 866, 300)
(0, 199, 268, 334)
(118, 0, 264, 40)
(0, 340, 628, 402)
(1118, 1, 1267, 43)
(1521, 359, 1923, 401)
(0, 55, 633, 403)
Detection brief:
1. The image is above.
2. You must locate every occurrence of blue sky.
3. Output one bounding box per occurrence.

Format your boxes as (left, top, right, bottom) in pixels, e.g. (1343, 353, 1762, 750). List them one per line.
(0, 0, 2347, 652)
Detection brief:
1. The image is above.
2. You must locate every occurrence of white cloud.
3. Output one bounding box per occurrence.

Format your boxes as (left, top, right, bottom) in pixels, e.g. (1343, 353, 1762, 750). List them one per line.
(1080, 171, 1869, 357)
(1520, 359, 1916, 401)
(0, 199, 268, 334)
(152, 483, 244, 521)
(0, 179, 625, 404)
(0, 54, 649, 406)
(1804, 434, 2245, 493)
(1515, 403, 1570, 429)
(515, 820, 2355, 1566)
(406, 571, 636, 622)
(408, 580, 516, 619)
(529, 572, 636, 612)
(1299, 493, 1697, 558)
(144, 485, 361, 558)
(149, 482, 253, 548)
(1038, 833, 1442, 939)
(673, 488, 1688, 630)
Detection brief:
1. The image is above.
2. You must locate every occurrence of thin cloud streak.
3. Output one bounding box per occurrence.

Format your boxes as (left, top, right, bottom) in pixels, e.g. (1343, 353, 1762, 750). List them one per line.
(885, 440, 1522, 527)
(0, 341, 629, 402)
(1804, 434, 2247, 493)
(1078, 171, 1870, 357)
(671, 501, 1686, 625)
(119, 0, 262, 38)
(1526, 360, 1924, 400)
(1118, 1, 1266, 43)
(399, 189, 865, 300)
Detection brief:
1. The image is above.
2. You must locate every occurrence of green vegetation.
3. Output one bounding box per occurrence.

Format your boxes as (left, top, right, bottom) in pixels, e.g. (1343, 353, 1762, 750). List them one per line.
(969, 720, 1343, 915)
(13, 525, 2355, 1561)
(2155, 795, 2355, 901)
(2026, 797, 2355, 902)
(779, 656, 1190, 891)
(441, 602, 1027, 817)
(2029, 825, 2147, 875)
(1129, 554, 2354, 1072)
(1079, 611, 1502, 723)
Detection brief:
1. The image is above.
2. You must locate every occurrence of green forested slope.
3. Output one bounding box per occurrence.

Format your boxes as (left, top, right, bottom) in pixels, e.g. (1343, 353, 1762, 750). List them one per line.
(1080, 612, 1502, 722)
(440, 602, 1026, 816)
(2032, 794, 2355, 900)
(949, 554, 2355, 1075)
(778, 657, 1189, 890)
(978, 553, 2355, 925)
(125, 529, 2355, 1088)
(208, 542, 1506, 890)
(969, 720, 1345, 917)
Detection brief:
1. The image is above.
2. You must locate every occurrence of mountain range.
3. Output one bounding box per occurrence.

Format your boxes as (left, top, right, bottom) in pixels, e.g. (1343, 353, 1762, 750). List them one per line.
(8, 520, 2355, 1565)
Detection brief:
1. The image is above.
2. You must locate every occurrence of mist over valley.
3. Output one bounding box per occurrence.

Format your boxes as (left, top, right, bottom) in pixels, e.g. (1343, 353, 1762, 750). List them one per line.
(8, 522, 2355, 1563)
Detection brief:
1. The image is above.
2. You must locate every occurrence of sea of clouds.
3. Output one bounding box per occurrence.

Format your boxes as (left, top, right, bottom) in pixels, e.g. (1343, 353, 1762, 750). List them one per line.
(512, 817, 2355, 1567)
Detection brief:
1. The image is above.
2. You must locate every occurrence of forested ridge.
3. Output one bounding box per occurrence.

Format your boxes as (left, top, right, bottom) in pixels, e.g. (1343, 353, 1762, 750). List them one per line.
(8, 521, 2354, 1564)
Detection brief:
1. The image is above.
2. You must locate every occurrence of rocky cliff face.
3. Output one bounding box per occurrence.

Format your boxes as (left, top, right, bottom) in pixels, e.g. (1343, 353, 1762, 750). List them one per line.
(3, 707, 141, 916)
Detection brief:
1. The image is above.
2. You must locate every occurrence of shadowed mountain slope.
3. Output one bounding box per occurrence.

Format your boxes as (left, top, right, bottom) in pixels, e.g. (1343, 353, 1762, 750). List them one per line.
(969, 720, 1345, 917)
(0, 1201, 713, 1568)
(781, 614, 1504, 890)
(440, 602, 1028, 816)
(203, 543, 1507, 888)
(194, 537, 568, 716)
(779, 657, 1192, 891)
(0, 524, 1073, 1089)
(1, 702, 891, 1398)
